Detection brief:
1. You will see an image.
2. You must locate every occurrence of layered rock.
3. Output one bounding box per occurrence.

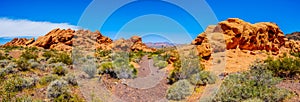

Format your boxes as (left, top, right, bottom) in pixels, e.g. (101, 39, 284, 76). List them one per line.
(30, 28, 75, 51)
(3, 38, 35, 47)
(130, 36, 156, 52)
(73, 30, 113, 51)
(192, 18, 288, 58)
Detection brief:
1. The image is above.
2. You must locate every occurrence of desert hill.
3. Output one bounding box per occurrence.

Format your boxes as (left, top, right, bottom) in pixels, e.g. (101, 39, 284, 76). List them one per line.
(286, 32, 300, 41)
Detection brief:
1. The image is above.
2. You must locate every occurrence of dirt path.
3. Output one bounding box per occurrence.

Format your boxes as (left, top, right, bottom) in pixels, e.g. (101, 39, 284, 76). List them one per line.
(277, 80, 300, 102)
(73, 56, 169, 102)
(111, 56, 169, 102)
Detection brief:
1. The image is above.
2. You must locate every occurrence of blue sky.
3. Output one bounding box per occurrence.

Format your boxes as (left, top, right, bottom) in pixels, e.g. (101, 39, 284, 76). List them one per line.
(0, 0, 299, 43)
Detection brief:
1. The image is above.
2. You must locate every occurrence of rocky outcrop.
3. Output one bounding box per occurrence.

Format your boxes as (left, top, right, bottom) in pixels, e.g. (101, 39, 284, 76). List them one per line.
(73, 30, 113, 51)
(286, 40, 300, 53)
(286, 32, 300, 41)
(3, 28, 154, 52)
(3, 28, 114, 51)
(112, 36, 155, 52)
(130, 36, 156, 52)
(3, 38, 35, 47)
(192, 18, 288, 58)
(30, 28, 75, 51)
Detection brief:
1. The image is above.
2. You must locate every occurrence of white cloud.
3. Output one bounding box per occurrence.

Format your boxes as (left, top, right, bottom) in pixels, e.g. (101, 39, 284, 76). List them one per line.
(0, 18, 80, 37)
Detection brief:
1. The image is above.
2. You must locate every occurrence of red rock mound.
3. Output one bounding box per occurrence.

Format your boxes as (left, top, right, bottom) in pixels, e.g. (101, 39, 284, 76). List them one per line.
(192, 18, 289, 58)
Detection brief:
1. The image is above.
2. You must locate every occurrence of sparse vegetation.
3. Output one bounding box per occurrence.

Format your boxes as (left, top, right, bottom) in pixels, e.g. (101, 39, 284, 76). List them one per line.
(20, 48, 38, 60)
(154, 60, 168, 69)
(99, 52, 138, 79)
(168, 58, 204, 84)
(82, 61, 97, 78)
(52, 65, 68, 76)
(63, 73, 78, 86)
(16, 58, 30, 71)
(166, 79, 194, 101)
(46, 79, 71, 100)
(39, 74, 59, 85)
(213, 62, 293, 102)
(264, 56, 300, 78)
(188, 71, 216, 86)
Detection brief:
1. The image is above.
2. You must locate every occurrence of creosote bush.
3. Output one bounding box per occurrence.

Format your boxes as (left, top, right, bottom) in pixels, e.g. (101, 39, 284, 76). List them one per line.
(166, 79, 193, 101)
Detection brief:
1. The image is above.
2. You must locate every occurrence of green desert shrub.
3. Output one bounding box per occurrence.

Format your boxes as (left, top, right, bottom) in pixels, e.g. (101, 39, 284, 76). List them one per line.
(213, 63, 292, 102)
(46, 79, 71, 100)
(3, 76, 37, 92)
(82, 63, 97, 78)
(168, 58, 204, 84)
(154, 60, 168, 69)
(99, 62, 113, 74)
(16, 58, 30, 71)
(129, 51, 145, 63)
(42, 50, 56, 60)
(56, 53, 72, 65)
(102, 52, 138, 79)
(242, 98, 264, 102)
(166, 79, 194, 101)
(39, 74, 59, 85)
(63, 74, 78, 86)
(264, 56, 300, 78)
(14, 96, 34, 102)
(291, 52, 300, 58)
(20, 49, 38, 60)
(188, 71, 216, 85)
(28, 59, 40, 69)
(96, 50, 112, 57)
(0, 59, 10, 68)
(114, 63, 137, 79)
(0, 53, 11, 60)
(46, 52, 72, 65)
(1, 62, 17, 75)
(52, 65, 68, 76)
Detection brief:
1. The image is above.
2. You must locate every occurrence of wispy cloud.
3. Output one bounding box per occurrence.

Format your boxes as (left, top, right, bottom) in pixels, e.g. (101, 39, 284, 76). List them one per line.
(0, 18, 80, 37)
